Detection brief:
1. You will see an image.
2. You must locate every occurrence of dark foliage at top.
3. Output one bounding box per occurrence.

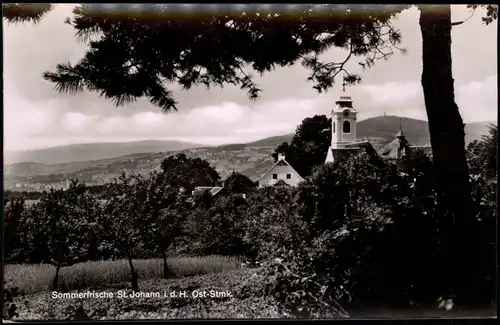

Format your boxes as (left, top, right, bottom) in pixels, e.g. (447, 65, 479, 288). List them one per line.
(35, 4, 409, 111)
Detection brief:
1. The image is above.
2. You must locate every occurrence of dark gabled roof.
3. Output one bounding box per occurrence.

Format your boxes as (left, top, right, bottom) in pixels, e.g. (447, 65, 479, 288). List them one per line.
(325, 141, 384, 166)
(378, 137, 409, 159)
(378, 131, 433, 159)
(342, 140, 379, 157)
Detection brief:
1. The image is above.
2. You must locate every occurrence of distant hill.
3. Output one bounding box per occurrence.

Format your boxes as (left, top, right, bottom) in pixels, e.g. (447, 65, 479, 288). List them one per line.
(463, 121, 496, 143)
(4, 140, 205, 165)
(225, 116, 495, 148)
(356, 116, 494, 146)
(4, 116, 494, 191)
(246, 134, 295, 147)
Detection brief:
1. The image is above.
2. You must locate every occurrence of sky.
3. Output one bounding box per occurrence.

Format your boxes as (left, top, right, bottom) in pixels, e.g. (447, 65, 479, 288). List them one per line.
(3, 4, 497, 151)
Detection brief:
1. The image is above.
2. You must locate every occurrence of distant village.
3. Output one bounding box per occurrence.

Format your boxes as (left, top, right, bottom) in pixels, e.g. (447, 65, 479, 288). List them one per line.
(7, 96, 431, 194)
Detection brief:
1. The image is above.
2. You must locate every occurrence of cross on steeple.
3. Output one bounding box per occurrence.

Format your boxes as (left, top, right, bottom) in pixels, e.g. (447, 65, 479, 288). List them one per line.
(342, 80, 346, 92)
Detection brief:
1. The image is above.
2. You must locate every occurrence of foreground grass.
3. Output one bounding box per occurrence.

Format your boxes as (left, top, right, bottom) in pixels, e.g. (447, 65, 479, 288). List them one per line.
(5, 256, 241, 295)
(13, 268, 287, 320)
(9, 262, 494, 320)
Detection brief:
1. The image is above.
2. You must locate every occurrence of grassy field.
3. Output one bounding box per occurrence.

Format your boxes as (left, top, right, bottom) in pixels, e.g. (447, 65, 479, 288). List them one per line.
(5, 256, 241, 296)
(7, 256, 495, 320)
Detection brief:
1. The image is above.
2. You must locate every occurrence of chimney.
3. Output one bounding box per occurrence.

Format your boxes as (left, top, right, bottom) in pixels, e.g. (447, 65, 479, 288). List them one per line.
(278, 152, 285, 161)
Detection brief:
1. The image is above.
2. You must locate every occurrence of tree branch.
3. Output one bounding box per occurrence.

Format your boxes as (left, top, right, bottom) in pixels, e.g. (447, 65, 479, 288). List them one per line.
(451, 7, 476, 27)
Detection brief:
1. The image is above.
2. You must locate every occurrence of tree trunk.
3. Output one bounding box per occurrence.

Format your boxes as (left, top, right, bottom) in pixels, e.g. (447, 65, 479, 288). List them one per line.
(126, 253, 139, 292)
(162, 250, 169, 279)
(51, 264, 61, 291)
(419, 5, 476, 305)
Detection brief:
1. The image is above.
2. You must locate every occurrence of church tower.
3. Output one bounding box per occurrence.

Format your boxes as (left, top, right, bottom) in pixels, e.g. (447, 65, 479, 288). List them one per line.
(325, 96, 358, 163)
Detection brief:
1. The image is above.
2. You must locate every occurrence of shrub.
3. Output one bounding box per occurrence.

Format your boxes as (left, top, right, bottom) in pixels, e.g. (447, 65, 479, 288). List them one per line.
(4, 198, 26, 263)
(3, 280, 19, 320)
(185, 194, 250, 257)
(242, 186, 305, 263)
(260, 152, 442, 315)
(261, 142, 497, 316)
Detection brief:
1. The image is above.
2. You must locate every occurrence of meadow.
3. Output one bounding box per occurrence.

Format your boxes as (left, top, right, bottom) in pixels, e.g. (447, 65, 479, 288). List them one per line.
(4, 256, 290, 320)
(7, 257, 494, 320)
(10, 269, 284, 320)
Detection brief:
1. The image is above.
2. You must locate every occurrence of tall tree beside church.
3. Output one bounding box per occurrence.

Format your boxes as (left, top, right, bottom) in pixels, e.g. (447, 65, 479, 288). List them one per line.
(272, 115, 332, 177)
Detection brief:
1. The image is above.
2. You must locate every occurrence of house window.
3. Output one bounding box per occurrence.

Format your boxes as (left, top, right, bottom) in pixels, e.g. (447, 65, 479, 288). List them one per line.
(343, 120, 351, 133)
(286, 174, 291, 179)
(272, 174, 277, 179)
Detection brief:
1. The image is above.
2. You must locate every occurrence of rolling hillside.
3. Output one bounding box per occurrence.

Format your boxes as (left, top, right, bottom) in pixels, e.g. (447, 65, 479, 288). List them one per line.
(4, 116, 494, 191)
(357, 116, 493, 146)
(4, 140, 206, 165)
(214, 116, 494, 149)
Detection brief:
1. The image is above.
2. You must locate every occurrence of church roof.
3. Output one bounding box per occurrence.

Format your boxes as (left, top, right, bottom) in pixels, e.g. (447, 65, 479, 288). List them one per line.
(344, 140, 372, 148)
(335, 95, 353, 105)
(350, 141, 380, 157)
(333, 95, 356, 113)
(326, 141, 383, 164)
(378, 137, 409, 159)
(378, 134, 433, 160)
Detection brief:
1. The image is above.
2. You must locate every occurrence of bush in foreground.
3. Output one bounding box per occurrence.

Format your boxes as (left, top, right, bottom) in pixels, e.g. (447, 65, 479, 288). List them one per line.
(260, 146, 496, 316)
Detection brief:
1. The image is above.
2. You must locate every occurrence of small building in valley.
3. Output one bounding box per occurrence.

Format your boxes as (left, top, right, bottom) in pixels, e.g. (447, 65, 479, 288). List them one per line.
(257, 153, 304, 188)
(192, 186, 226, 197)
(192, 181, 247, 199)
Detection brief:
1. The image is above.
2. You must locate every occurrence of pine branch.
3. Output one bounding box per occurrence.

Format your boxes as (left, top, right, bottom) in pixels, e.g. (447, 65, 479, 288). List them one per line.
(2, 3, 53, 24)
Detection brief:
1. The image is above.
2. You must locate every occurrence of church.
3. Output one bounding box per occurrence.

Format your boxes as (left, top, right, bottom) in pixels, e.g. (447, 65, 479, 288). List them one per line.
(195, 95, 432, 191)
(324, 95, 431, 163)
(257, 95, 431, 188)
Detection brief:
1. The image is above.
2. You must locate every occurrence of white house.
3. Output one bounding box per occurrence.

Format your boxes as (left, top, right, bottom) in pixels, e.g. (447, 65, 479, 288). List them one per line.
(257, 153, 304, 188)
